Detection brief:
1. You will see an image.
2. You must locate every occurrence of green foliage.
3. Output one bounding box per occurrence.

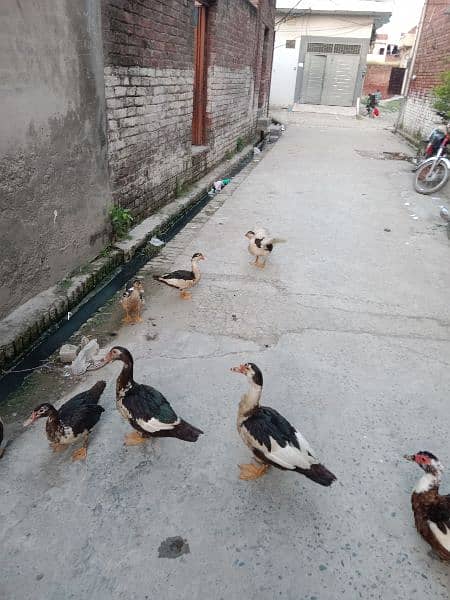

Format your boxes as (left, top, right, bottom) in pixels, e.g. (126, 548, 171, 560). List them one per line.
(109, 205, 133, 239)
(433, 71, 450, 120)
(225, 149, 234, 160)
(236, 136, 245, 152)
(57, 277, 72, 290)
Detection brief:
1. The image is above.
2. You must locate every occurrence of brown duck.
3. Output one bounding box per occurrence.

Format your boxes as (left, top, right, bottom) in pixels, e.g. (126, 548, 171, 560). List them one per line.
(23, 381, 106, 461)
(404, 451, 450, 561)
(120, 278, 144, 324)
(95, 346, 203, 446)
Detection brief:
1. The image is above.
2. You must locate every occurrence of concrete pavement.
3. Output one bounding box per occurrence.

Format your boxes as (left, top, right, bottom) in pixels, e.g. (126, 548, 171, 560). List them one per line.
(1, 112, 450, 599)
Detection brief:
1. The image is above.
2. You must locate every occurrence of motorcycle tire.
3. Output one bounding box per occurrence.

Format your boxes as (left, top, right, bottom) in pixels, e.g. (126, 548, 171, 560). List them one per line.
(414, 158, 449, 195)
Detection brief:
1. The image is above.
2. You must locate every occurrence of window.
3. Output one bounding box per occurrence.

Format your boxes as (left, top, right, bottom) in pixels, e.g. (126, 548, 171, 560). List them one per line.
(192, 1, 207, 145)
(286, 40, 296, 49)
(379, 47, 385, 55)
(333, 44, 360, 55)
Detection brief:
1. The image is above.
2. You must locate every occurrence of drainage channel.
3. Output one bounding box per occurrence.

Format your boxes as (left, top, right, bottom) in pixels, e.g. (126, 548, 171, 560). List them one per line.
(0, 151, 255, 403)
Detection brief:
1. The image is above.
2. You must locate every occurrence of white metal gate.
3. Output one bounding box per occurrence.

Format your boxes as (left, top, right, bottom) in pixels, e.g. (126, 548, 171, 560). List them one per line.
(301, 42, 361, 107)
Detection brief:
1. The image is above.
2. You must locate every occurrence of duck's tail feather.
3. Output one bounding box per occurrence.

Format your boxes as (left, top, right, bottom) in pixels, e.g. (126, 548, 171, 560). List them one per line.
(173, 419, 204, 442)
(87, 381, 107, 403)
(295, 463, 337, 487)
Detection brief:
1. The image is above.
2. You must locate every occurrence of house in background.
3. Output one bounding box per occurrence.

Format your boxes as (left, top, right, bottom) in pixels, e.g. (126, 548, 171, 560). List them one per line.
(398, 0, 450, 139)
(270, 0, 391, 109)
(363, 27, 416, 99)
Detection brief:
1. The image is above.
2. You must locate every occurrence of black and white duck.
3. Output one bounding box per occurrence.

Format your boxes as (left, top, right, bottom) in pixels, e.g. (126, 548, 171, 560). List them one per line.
(230, 362, 336, 485)
(96, 346, 203, 446)
(153, 252, 205, 299)
(404, 451, 450, 561)
(23, 381, 106, 461)
(245, 228, 286, 268)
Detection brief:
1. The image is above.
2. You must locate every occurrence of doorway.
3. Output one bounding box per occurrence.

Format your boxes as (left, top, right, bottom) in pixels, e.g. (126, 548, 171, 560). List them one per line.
(192, 1, 207, 146)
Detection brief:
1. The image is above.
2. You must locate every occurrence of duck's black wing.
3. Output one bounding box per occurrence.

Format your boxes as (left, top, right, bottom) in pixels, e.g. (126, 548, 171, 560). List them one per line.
(243, 406, 336, 486)
(159, 270, 195, 281)
(123, 383, 179, 426)
(60, 404, 105, 436)
(59, 381, 106, 417)
(427, 495, 450, 534)
(243, 406, 299, 452)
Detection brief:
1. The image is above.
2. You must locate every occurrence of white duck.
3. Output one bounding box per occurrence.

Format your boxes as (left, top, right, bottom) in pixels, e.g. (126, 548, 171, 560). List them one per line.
(245, 228, 286, 268)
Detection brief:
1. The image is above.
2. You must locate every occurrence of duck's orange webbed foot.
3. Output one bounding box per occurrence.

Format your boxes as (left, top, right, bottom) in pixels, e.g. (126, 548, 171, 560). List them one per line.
(51, 443, 66, 453)
(124, 431, 147, 446)
(180, 290, 192, 300)
(71, 446, 88, 461)
(238, 463, 270, 480)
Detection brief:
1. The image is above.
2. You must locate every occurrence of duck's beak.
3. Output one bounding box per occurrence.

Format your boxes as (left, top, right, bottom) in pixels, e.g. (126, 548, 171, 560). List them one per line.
(200, 255, 206, 260)
(230, 364, 246, 374)
(23, 412, 37, 427)
(403, 454, 415, 462)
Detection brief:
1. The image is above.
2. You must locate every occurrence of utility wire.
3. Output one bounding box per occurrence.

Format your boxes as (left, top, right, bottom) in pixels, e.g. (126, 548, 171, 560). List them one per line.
(275, 0, 304, 29)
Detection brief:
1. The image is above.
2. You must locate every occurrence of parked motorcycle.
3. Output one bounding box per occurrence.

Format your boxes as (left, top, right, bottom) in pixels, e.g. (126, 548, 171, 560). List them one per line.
(412, 127, 448, 170)
(413, 124, 450, 195)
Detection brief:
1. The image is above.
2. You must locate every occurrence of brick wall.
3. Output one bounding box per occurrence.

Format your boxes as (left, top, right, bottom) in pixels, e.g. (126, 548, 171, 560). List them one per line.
(102, 0, 275, 221)
(400, 0, 450, 138)
(363, 64, 392, 98)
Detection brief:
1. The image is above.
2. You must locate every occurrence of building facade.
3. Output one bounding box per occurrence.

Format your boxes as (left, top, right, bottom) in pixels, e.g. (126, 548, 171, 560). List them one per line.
(270, 0, 391, 108)
(399, 0, 450, 139)
(102, 0, 275, 220)
(0, 0, 275, 319)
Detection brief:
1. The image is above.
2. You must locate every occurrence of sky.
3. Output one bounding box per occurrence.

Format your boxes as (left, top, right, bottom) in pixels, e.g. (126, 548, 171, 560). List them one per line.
(377, 0, 425, 40)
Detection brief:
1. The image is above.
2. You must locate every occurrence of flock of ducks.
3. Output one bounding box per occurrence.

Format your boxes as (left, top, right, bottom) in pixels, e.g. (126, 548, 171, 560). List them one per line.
(1, 229, 449, 562)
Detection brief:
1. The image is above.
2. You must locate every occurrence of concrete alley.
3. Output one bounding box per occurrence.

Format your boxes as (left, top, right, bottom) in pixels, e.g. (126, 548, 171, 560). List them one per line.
(1, 112, 450, 600)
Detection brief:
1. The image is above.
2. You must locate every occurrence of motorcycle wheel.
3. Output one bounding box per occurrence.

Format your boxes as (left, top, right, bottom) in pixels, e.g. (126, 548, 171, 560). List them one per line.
(414, 159, 449, 195)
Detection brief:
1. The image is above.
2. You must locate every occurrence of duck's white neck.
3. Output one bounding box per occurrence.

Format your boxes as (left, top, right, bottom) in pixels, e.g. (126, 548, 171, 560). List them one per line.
(414, 470, 442, 493)
(192, 260, 201, 280)
(239, 380, 262, 415)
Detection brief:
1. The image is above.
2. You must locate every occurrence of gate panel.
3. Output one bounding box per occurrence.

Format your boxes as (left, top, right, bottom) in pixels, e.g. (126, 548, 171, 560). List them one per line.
(301, 53, 326, 104)
(322, 54, 360, 106)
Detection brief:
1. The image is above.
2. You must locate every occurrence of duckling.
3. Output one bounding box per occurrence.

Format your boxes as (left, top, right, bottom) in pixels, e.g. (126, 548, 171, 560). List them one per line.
(231, 363, 336, 484)
(245, 229, 286, 268)
(96, 346, 203, 446)
(153, 252, 205, 299)
(404, 451, 450, 561)
(23, 381, 106, 461)
(120, 278, 144, 324)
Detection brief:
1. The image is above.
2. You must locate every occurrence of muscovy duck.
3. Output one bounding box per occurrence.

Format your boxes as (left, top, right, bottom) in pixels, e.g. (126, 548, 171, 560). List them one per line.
(153, 252, 205, 299)
(245, 229, 286, 268)
(23, 380, 106, 461)
(404, 451, 450, 561)
(120, 278, 145, 324)
(95, 346, 203, 446)
(231, 362, 336, 485)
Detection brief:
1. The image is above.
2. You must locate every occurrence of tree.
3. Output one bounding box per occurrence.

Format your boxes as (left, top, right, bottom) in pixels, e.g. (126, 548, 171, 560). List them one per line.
(433, 71, 450, 120)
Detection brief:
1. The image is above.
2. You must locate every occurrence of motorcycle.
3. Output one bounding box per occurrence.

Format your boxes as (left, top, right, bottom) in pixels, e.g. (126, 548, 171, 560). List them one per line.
(413, 123, 450, 195)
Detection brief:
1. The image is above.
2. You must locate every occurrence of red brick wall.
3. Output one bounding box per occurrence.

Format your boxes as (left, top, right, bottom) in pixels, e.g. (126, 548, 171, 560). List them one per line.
(102, 0, 193, 69)
(409, 0, 450, 95)
(101, 0, 275, 220)
(363, 64, 392, 98)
